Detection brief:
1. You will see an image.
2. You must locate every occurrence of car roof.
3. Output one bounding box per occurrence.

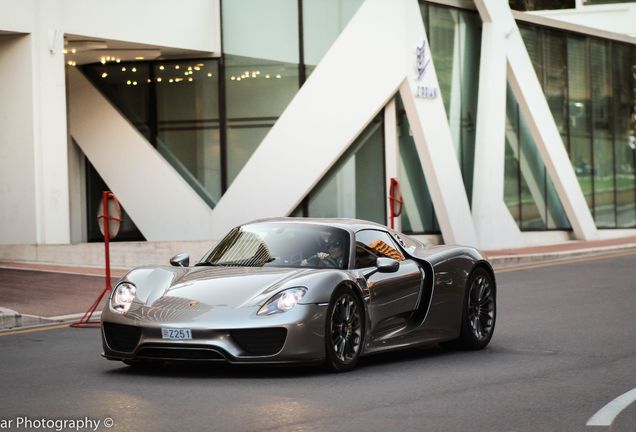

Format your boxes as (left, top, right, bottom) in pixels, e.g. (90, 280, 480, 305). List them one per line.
(245, 217, 390, 233)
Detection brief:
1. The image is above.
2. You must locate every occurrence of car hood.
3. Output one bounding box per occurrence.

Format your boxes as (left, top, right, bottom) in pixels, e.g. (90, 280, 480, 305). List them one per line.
(123, 265, 322, 311)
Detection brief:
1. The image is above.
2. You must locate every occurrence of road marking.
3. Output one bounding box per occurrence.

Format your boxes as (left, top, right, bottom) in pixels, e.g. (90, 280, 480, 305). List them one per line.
(496, 250, 636, 273)
(587, 388, 636, 426)
(0, 323, 71, 337)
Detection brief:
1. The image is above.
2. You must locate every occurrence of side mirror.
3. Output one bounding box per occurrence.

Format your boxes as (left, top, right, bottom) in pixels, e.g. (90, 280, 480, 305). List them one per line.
(376, 257, 399, 273)
(170, 253, 190, 267)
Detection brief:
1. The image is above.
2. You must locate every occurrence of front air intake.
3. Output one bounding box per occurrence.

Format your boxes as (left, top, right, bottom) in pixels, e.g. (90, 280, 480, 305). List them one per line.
(102, 322, 142, 352)
(230, 328, 287, 356)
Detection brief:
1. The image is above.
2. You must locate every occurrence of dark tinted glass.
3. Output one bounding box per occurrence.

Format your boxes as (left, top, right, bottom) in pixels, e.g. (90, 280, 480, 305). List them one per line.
(355, 230, 405, 261)
(201, 223, 349, 269)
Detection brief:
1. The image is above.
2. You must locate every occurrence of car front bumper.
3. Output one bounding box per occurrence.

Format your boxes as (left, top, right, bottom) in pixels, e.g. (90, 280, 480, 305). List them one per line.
(101, 303, 328, 364)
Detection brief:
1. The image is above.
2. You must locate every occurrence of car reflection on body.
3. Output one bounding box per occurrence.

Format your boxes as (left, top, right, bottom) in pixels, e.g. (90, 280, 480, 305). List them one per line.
(101, 218, 496, 372)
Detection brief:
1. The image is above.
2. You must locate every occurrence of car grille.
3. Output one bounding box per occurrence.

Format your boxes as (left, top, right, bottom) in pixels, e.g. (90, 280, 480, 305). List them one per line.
(136, 345, 226, 361)
(230, 328, 287, 355)
(103, 322, 142, 352)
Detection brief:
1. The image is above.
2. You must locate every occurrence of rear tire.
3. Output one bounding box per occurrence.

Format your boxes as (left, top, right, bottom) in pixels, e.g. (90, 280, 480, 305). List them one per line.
(446, 267, 496, 350)
(324, 286, 365, 372)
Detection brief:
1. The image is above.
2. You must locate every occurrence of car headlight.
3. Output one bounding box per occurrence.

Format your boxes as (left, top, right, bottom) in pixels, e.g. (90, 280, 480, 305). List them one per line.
(257, 287, 307, 316)
(110, 282, 136, 314)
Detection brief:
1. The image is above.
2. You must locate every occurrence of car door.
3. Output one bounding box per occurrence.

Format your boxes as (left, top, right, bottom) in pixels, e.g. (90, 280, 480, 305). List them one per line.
(354, 229, 422, 330)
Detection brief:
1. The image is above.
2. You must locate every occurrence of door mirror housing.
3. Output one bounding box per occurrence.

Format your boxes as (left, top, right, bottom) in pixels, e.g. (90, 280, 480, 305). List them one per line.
(170, 253, 190, 267)
(376, 257, 399, 273)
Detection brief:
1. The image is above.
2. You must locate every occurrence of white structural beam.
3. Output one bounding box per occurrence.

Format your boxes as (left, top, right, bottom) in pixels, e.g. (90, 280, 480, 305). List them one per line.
(211, 0, 477, 246)
(67, 68, 215, 241)
(383, 98, 401, 231)
(475, 0, 598, 242)
(471, 21, 524, 249)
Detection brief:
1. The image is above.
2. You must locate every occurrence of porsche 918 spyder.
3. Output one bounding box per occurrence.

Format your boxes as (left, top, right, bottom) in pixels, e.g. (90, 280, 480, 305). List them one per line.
(101, 218, 496, 372)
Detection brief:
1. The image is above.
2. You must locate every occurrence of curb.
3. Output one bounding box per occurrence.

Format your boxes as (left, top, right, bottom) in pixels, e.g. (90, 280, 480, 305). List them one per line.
(0, 307, 21, 329)
(488, 242, 636, 269)
(0, 307, 55, 330)
(0, 310, 102, 332)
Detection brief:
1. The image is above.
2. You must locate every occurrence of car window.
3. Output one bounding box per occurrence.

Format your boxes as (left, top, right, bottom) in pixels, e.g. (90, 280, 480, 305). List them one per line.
(354, 229, 405, 268)
(354, 244, 377, 268)
(199, 223, 349, 269)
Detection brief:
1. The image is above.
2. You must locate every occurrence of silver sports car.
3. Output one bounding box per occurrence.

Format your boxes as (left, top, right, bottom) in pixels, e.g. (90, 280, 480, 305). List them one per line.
(101, 218, 496, 372)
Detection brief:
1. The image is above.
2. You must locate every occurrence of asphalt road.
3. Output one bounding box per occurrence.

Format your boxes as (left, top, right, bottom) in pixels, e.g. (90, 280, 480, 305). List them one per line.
(1, 252, 636, 432)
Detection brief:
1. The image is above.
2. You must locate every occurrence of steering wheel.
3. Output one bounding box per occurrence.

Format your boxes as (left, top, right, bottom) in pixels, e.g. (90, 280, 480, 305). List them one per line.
(303, 253, 338, 268)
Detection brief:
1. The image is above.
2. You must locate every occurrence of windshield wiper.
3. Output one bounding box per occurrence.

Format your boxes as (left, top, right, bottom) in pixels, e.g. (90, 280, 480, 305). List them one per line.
(194, 262, 222, 267)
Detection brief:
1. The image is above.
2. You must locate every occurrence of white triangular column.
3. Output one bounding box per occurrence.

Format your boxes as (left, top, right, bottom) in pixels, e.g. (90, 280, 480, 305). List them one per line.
(471, 18, 525, 249)
(474, 0, 598, 242)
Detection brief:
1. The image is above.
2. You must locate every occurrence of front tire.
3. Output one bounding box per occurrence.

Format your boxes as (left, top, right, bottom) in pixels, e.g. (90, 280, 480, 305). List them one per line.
(451, 267, 496, 350)
(324, 286, 364, 372)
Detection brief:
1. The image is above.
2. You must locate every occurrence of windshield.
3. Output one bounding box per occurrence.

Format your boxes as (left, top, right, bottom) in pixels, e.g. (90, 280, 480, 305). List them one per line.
(199, 223, 350, 269)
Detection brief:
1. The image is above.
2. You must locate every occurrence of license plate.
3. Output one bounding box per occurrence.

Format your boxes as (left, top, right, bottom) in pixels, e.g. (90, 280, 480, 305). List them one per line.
(161, 328, 192, 340)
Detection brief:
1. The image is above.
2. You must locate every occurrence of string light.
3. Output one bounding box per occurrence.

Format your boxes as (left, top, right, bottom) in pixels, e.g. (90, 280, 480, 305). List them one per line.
(101, 72, 108, 78)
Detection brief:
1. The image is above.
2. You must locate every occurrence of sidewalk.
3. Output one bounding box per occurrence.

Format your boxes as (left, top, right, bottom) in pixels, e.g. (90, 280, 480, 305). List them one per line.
(1, 235, 635, 330)
(485, 235, 636, 267)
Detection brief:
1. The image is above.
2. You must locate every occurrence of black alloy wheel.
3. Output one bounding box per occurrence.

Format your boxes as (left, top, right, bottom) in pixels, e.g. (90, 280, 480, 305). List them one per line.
(451, 267, 496, 350)
(325, 286, 364, 372)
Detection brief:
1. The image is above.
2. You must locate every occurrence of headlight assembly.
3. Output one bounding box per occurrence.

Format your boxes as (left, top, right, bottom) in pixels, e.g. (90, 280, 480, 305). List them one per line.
(257, 287, 307, 316)
(110, 282, 136, 314)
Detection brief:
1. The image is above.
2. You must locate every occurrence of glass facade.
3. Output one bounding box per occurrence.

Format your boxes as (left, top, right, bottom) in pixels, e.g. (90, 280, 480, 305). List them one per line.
(302, 0, 364, 76)
(222, 0, 301, 185)
(394, 2, 482, 234)
(84, 59, 221, 208)
(80, 0, 636, 241)
(504, 25, 571, 230)
(508, 0, 575, 10)
(508, 22, 636, 229)
(582, 0, 634, 4)
(398, 94, 439, 234)
(302, 116, 386, 224)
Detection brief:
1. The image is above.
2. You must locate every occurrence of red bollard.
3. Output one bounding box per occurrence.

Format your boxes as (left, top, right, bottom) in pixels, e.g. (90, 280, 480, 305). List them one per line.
(71, 191, 122, 328)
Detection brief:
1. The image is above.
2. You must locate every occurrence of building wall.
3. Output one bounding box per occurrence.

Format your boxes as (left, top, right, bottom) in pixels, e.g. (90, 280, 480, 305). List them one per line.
(0, 34, 38, 244)
(534, 2, 636, 38)
(0, 0, 220, 245)
(0, 0, 635, 248)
